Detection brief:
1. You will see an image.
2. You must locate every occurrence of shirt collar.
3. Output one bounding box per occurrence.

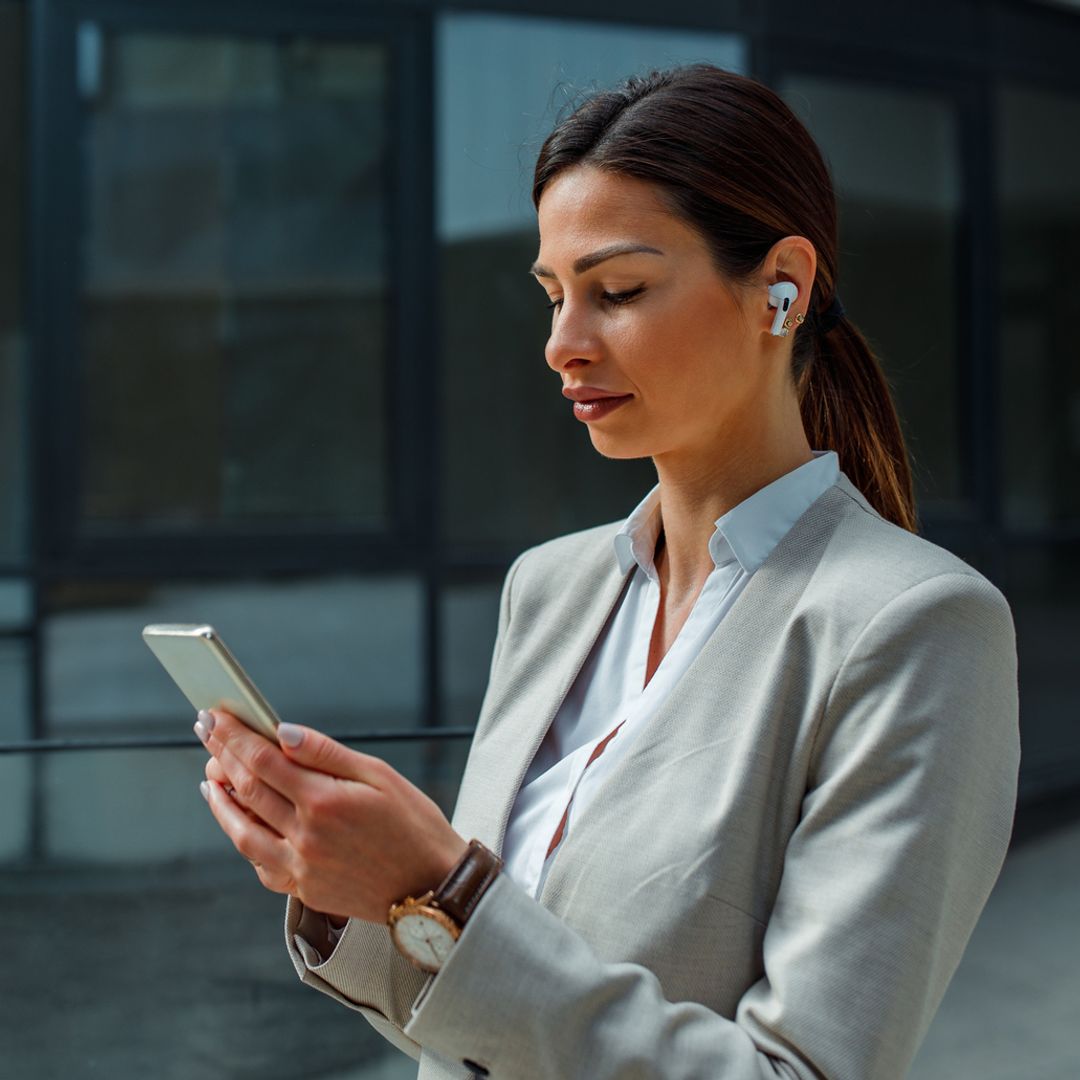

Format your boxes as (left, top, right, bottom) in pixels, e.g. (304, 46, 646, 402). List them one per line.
(613, 450, 840, 579)
(613, 485, 664, 579)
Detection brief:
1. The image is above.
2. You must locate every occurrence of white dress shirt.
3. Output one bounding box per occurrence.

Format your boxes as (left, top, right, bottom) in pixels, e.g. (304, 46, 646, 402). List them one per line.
(501, 450, 841, 900)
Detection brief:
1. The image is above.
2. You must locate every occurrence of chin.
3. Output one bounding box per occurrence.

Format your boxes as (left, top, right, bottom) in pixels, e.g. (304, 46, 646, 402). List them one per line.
(585, 431, 655, 461)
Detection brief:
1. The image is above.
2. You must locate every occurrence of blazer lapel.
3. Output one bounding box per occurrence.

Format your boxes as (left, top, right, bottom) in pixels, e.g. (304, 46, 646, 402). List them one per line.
(450, 530, 633, 854)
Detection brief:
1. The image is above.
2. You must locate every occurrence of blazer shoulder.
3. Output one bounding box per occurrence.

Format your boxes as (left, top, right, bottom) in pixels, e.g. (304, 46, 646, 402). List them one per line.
(818, 472, 1011, 618)
(509, 519, 625, 593)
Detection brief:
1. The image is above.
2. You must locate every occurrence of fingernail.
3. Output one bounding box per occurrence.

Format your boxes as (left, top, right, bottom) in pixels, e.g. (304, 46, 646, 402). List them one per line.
(277, 723, 303, 748)
(197, 709, 215, 732)
(199, 781, 210, 801)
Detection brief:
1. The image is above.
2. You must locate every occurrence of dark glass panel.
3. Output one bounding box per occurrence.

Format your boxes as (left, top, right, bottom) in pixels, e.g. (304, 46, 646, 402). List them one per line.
(998, 85, 1080, 529)
(77, 30, 389, 536)
(0, 1, 26, 562)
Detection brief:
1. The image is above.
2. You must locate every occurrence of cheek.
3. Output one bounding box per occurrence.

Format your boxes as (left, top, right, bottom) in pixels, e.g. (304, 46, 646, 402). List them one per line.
(642, 303, 738, 403)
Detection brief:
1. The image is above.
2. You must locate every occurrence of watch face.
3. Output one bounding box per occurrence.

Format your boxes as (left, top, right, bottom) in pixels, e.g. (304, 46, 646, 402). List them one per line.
(393, 911, 458, 972)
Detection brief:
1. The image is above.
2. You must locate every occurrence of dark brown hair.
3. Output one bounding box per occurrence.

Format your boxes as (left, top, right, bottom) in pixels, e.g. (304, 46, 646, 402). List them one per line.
(532, 63, 917, 532)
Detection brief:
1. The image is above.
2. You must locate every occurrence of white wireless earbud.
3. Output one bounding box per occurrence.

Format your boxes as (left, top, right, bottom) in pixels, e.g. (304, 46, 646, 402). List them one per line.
(767, 282, 799, 337)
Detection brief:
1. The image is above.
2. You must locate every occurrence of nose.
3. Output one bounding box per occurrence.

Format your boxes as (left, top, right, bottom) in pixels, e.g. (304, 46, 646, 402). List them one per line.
(544, 302, 602, 375)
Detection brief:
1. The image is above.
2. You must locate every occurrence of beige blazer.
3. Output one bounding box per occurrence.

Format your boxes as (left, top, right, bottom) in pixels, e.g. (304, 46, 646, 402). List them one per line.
(284, 472, 1021, 1079)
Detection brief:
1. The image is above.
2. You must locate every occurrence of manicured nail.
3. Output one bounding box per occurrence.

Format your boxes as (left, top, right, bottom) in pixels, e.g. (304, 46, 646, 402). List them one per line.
(277, 723, 303, 748)
(197, 709, 215, 732)
(199, 781, 210, 801)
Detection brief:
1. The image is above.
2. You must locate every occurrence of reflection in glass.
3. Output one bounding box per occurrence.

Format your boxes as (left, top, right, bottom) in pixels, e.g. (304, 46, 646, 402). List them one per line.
(44, 576, 423, 738)
(0, 1, 26, 563)
(78, 30, 389, 535)
(781, 75, 963, 509)
(438, 15, 747, 548)
(1, 742, 466, 1079)
(998, 86, 1080, 529)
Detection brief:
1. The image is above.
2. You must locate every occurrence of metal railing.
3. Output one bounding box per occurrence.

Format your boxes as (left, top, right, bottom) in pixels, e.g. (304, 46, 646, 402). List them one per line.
(0, 727, 477, 754)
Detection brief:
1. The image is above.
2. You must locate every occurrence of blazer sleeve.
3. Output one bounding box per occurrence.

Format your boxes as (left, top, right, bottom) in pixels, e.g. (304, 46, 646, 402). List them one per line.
(402, 571, 1022, 1079)
(280, 548, 529, 1058)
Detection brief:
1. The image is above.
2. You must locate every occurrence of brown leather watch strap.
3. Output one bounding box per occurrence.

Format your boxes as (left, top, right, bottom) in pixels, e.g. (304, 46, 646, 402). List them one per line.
(433, 838, 503, 927)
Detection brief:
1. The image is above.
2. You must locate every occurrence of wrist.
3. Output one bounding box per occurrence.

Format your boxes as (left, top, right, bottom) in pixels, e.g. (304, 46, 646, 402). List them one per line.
(387, 838, 503, 973)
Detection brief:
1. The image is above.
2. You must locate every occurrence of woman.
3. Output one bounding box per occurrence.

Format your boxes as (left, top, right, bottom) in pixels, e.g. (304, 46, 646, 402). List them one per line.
(196, 63, 1020, 1079)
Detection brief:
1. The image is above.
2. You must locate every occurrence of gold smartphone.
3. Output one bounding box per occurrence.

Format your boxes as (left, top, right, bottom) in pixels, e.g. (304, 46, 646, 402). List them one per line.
(142, 624, 281, 739)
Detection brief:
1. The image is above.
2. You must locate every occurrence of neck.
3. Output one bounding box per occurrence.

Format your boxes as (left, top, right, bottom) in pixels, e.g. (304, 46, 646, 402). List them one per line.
(650, 425, 814, 601)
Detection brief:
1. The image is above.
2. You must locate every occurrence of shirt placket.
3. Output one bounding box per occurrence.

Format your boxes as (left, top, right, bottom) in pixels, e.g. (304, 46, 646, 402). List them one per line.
(542, 568, 659, 868)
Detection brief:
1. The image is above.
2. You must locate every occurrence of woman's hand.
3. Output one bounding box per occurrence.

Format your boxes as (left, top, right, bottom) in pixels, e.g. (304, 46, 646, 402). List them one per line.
(195, 709, 469, 924)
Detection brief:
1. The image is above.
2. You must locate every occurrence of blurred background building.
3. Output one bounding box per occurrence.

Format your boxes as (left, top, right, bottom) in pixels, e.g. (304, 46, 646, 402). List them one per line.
(1, 0, 1078, 1076)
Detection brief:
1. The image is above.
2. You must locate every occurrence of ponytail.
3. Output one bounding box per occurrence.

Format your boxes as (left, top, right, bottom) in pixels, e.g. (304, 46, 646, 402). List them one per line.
(796, 315, 918, 532)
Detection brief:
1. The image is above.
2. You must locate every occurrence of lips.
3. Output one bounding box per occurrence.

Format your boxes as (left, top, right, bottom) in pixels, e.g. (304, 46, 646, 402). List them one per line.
(562, 387, 633, 424)
(561, 386, 632, 403)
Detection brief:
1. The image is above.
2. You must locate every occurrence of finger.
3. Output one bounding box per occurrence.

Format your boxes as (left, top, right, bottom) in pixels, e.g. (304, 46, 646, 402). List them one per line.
(208, 738, 296, 837)
(197, 710, 302, 829)
(205, 757, 230, 786)
(252, 861, 295, 895)
(202, 779, 289, 871)
(276, 722, 389, 787)
(204, 759, 282, 834)
(203, 756, 251, 808)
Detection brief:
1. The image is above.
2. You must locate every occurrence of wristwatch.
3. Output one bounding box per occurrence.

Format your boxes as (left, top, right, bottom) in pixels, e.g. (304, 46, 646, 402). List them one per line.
(387, 838, 503, 973)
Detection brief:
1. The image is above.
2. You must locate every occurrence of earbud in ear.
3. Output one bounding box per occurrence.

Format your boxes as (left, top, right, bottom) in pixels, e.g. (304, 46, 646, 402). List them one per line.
(767, 282, 799, 337)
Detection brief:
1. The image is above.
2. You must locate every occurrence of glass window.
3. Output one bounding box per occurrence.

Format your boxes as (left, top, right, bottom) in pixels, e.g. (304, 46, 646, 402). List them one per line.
(780, 75, 964, 510)
(1, 739, 466, 1078)
(43, 575, 424, 739)
(0, 1, 26, 564)
(441, 578, 502, 727)
(76, 28, 390, 537)
(437, 15, 748, 548)
(998, 85, 1080, 529)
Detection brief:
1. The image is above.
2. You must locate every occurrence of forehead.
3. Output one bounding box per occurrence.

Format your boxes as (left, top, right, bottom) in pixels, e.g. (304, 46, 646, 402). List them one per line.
(535, 166, 689, 251)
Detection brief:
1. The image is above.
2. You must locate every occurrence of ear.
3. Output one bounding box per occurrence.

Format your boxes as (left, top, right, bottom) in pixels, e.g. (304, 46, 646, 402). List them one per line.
(761, 235, 818, 331)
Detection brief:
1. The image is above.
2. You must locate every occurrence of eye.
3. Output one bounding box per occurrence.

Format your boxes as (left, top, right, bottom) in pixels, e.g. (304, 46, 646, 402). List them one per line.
(600, 285, 639, 306)
(544, 282, 643, 313)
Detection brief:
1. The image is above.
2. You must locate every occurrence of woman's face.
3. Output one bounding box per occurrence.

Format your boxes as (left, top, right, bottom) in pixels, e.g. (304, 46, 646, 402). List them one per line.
(532, 165, 780, 464)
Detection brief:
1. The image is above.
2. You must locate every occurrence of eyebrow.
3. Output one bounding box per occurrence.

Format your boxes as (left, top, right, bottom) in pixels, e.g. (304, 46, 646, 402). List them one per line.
(528, 243, 665, 279)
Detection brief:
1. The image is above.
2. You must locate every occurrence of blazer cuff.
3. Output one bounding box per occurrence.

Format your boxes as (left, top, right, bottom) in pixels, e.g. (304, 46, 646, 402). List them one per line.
(283, 895, 428, 1061)
(404, 873, 513, 1068)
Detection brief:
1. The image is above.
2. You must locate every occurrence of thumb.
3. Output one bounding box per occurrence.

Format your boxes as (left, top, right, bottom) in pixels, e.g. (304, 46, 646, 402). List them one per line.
(276, 723, 380, 784)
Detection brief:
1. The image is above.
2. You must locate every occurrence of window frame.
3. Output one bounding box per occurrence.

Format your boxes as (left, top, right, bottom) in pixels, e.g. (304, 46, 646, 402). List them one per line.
(30, 0, 437, 577)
